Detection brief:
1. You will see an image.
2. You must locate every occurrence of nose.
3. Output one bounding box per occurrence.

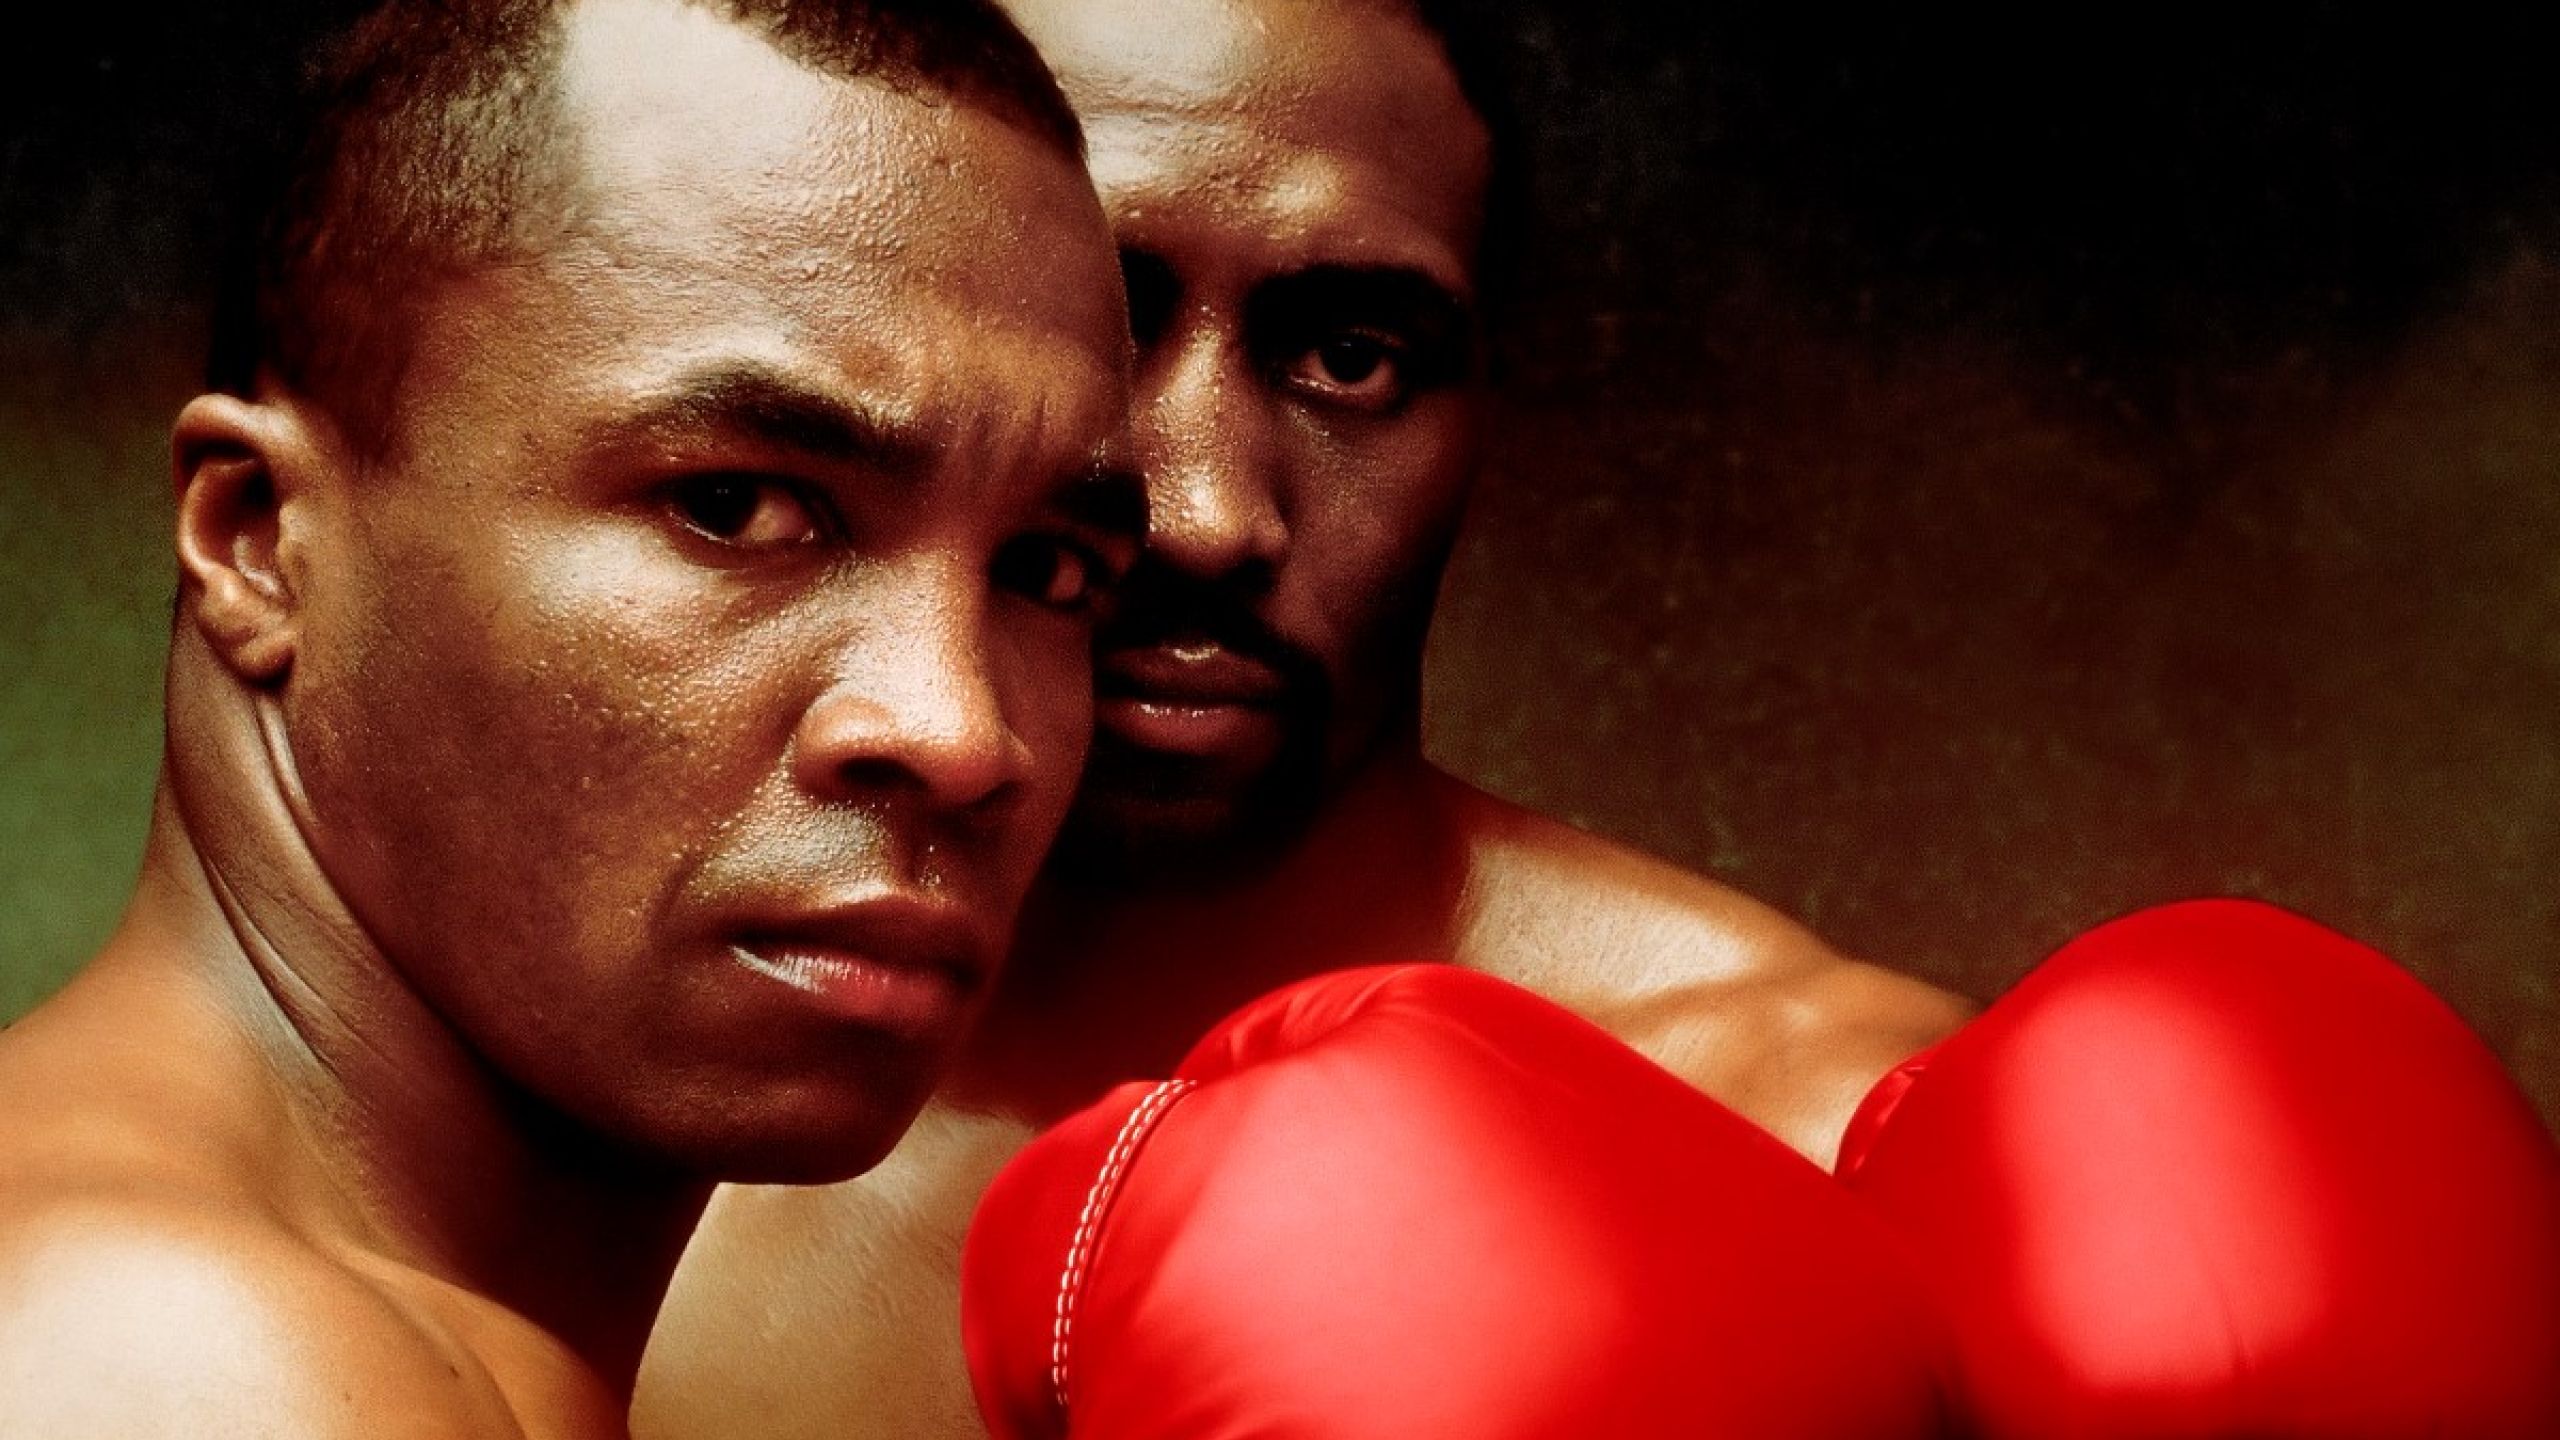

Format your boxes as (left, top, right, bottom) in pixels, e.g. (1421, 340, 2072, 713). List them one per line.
(1133, 328, 1290, 587)
(789, 572, 1030, 819)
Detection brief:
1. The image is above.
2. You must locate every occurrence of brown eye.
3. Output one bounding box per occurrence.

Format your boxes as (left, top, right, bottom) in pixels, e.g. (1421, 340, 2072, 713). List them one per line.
(669, 474, 823, 549)
(993, 535, 1107, 614)
(1316, 336, 1387, 385)
(1284, 332, 1406, 411)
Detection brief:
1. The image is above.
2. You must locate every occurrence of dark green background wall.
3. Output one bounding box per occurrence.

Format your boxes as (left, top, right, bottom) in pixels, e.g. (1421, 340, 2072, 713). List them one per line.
(6, 4, 2557, 1126)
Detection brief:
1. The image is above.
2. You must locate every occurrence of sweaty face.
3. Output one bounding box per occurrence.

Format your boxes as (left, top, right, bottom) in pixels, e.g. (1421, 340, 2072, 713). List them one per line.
(280, 1, 1135, 1182)
(1008, 0, 1493, 881)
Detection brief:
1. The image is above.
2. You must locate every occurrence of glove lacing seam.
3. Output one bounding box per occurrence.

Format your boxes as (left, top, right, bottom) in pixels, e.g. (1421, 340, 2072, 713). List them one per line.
(1052, 1077, 1200, 1423)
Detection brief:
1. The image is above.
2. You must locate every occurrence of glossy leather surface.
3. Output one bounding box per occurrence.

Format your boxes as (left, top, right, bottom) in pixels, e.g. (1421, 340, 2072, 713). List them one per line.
(1844, 899, 2560, 1438)
(965, 963, 1952, 1438)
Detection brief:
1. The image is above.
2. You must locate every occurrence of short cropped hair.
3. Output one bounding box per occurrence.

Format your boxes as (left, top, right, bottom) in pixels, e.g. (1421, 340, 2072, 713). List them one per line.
(207, 0, 1083, 451)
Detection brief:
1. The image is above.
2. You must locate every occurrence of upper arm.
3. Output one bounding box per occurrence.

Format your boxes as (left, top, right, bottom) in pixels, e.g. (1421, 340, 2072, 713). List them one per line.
(0, 1203, 520, 1440)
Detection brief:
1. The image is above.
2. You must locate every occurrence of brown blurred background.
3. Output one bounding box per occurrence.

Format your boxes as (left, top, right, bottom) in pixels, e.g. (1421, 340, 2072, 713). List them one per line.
(5, 4, 2556, 1128)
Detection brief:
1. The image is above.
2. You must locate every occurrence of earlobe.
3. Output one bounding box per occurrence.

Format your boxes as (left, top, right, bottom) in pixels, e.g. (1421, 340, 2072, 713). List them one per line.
(171, 393, 327, 684)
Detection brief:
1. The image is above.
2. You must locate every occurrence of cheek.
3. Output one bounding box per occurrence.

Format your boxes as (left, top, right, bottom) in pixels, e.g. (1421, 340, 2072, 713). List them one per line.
(1293, 418, 1476, 643)
(291, 522, 788, 975)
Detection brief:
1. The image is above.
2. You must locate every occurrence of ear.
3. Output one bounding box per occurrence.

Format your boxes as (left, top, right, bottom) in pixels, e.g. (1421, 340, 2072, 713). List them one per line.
(171, 393, 337, 684)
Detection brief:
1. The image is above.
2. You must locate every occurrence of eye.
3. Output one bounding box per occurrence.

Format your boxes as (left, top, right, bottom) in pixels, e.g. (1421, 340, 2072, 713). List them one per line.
(992, 534, 1115, 615)
(666, 474, 825, 550)
(1281, 331, 1408, 413)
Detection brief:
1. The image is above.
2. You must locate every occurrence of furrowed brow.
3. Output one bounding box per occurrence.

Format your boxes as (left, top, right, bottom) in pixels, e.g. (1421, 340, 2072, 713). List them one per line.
(605, 363, 934, 477)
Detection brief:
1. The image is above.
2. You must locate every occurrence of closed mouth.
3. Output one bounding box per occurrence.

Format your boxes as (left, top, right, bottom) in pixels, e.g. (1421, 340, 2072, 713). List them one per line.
(725, 895, 988, 1031)
(1098, 638, 1288, 710)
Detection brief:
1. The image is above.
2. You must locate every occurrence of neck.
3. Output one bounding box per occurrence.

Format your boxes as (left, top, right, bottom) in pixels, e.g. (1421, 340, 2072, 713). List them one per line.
(130, 631, 704, 1395)
(957, 743, 1475, 1120)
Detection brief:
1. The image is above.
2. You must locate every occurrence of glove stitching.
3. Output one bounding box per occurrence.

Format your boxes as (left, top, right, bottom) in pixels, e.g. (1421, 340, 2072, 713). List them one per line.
(1052, 1077, 1200, 1423)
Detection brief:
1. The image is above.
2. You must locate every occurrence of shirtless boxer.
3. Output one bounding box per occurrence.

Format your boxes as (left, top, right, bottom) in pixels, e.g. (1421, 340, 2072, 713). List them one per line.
(0, 0, 1138, 1433)
(636, 2, 1972, 1435)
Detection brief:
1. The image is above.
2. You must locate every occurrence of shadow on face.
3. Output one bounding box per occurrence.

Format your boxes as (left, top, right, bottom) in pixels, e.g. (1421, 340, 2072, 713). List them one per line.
(1007, 0, 1496, 883)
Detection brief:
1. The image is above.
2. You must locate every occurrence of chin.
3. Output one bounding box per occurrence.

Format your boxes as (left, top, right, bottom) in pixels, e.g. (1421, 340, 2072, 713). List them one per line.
(612, 1070, 943, 1187)
(706, 1137, 906, 1188)
(1047, 782, 1314, 891)
(1053, 727, 1332, 890)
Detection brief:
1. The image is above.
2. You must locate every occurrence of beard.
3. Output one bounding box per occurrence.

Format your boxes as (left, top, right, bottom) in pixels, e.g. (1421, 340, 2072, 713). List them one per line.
(1048, 691, 1333, 890)
(1044, 560, 1338, 892)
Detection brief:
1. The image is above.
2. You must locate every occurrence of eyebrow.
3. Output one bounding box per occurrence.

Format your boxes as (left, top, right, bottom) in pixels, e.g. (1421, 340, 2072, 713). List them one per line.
(1250, 263, 1476, 339)
(602, 362, 934, 478)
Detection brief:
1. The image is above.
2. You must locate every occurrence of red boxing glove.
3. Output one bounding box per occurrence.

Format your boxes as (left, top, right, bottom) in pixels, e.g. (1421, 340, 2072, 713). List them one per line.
(963, 964, 1952, 1439)
(1841, 899, 2560, 1438)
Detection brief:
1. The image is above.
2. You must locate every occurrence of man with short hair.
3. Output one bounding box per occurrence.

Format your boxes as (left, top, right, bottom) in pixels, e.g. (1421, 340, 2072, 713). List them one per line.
(0, 0, 1137, 1432)
(636, 1, 1972, 1435)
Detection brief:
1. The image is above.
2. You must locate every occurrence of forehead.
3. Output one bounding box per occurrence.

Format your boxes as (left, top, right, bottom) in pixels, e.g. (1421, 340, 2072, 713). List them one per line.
(550, 0, 1118, 327)
(390, 0, 1128, 469)
(1008, 0, 1490, 298)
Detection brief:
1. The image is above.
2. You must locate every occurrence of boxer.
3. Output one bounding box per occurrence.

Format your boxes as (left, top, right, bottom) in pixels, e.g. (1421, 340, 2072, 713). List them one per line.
(637, 2, 1969, 1435)
(0, 1, 1136, 1433)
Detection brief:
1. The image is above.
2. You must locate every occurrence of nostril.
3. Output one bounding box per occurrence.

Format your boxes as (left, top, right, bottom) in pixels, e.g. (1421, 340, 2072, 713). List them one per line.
(832, 756, 912, 796)
(829, 726, 1021, 810)
(1228, 554, 1279, 600)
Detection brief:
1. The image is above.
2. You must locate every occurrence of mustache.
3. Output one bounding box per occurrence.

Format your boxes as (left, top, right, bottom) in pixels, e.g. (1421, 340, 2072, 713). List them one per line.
(1096, 558, 1315, 682)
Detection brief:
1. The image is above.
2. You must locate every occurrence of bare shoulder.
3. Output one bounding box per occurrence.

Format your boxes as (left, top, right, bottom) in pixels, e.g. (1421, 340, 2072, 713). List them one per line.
(1439, 778, 1973, 1167)
(0, 1184, 522, 1440)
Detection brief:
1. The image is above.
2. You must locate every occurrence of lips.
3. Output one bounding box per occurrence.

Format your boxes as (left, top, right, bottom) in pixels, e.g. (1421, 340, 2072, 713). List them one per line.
(1096, 639, 1290, 760)
(1100, 637, 1289, 706)
(725, 895, 987, 1037)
